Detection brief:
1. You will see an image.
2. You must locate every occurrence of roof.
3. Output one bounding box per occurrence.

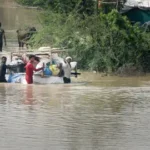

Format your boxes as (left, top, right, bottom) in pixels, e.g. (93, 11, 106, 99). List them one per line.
(121, 0, 150, 14)
(125, 0, 150, 8)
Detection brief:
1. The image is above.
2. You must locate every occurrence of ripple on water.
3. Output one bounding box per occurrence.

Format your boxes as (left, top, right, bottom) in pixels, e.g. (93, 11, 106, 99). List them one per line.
(0, 83, 149, 149)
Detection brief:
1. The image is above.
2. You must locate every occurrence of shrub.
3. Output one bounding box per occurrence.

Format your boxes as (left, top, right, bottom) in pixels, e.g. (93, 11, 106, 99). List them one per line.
(30, 10, 150, 73)
(16, 0, 150, 73)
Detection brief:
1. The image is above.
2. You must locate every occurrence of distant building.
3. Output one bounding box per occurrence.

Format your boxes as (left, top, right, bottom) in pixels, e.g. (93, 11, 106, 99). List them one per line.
(126, 0, 150, 7)
(121, 0, 150, 24)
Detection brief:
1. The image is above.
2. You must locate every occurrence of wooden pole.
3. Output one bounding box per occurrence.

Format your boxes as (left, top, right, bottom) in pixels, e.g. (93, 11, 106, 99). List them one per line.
(101, 2, 117, 4)
(99, 0, 124, 5)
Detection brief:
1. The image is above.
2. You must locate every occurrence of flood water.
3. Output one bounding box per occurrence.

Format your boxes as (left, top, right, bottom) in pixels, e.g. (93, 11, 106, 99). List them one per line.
(1, 1, 150, 150)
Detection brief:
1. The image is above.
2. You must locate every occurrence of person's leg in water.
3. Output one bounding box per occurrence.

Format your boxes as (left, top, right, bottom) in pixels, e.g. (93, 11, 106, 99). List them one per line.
(63, 77, 71, 84)
(25, 76, 33, 84)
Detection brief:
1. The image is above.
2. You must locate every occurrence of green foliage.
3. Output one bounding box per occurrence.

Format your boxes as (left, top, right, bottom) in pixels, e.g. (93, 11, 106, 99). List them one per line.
(16, 0, 95, 14)
(100, 0, 125, 13)
(30, 10, 150, 72)
(16, 0, 48, 7)
(16, 0, 150, 73)
(49, 0, 95, 14)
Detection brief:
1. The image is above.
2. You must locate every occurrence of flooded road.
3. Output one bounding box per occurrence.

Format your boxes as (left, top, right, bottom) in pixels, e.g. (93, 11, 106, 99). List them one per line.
(0, 0, 39, 51)
(1, 77, 150, 150)
(1, 0, 150, 150)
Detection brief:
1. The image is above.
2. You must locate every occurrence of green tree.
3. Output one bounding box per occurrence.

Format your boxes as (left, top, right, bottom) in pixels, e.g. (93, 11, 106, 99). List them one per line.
(16, 0, 150, 73)
(16, 0, 49, 7)
(30, 10, 150, 72)
(16, 0, 95, 14)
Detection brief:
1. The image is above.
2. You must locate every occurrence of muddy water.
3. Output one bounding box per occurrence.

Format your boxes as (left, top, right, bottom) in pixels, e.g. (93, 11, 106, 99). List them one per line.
(1, 1, 150, 150)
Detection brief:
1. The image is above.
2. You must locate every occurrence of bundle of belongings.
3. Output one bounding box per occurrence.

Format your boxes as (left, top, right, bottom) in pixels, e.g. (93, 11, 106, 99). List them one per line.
(6, 53, 78, 84)
(35, 55, 77, 77)
(7, 57, 25, 83)
(35, 57, 64, 77)
(7, 57, 25, 73)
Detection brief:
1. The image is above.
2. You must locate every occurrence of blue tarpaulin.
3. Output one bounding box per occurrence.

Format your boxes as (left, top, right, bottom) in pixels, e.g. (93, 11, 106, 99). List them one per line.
(8, 73, 22, 83)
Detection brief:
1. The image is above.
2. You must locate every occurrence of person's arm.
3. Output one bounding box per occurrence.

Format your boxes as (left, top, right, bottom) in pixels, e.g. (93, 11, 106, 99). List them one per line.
(6, 65, 11, 69)
(31, 63, 44, 72)
(32, 66, 43, 71)
(34, 67, 43, 71)
(3, 30, 6, 46)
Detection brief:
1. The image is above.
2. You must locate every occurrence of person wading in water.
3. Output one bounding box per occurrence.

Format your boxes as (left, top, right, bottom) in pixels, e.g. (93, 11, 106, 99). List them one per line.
(0, 22, 6, 52)
(63, 56, 73, 84)
(0, 56, 8, 82)
(25, 55, 44, 84)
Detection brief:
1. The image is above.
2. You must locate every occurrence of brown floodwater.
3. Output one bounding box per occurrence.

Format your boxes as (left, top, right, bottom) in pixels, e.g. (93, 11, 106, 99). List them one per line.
(1, 1, 150, 150)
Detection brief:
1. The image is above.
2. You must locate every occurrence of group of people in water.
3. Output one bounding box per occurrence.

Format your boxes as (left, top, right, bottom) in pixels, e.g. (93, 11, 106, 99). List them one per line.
(0, 54, 74, 84)
(0, 22, 75, 84)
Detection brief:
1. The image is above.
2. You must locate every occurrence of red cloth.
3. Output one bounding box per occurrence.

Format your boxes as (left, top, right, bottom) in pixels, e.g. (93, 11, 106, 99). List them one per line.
(25, 62, 42, 84)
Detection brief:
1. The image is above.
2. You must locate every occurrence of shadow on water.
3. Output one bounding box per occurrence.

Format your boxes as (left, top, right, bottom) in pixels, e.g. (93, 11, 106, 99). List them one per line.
(24, 85, 35, 106)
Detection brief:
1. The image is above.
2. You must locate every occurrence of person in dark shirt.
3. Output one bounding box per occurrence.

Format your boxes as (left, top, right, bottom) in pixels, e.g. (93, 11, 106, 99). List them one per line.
(0, 56, 7, 82)
(0, 22, 7, 52)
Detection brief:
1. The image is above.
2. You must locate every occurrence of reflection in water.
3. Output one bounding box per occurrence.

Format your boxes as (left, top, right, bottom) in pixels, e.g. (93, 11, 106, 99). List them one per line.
(0, 84, 6, 104)
(24, 85, 34, 105)
(0, 79, 149, 150)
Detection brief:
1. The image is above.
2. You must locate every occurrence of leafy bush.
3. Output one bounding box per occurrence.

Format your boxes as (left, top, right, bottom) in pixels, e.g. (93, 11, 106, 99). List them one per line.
(30, 10, 150, 73)
(16, 0, 95, 14)
(16, 0, 48, 7)
(16, 0, 150, 73)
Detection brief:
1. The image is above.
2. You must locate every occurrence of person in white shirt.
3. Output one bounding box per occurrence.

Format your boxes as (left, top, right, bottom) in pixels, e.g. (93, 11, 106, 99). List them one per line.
(63, 56, 72, 84)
